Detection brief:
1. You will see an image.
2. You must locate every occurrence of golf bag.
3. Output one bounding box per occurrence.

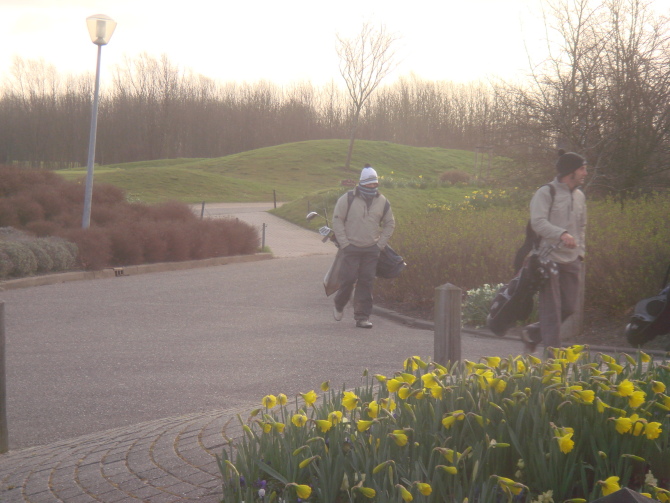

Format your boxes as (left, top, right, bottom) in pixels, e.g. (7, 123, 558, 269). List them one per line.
(487, 247, 558, 337)
(376, 245, 406, 279)
(624, 263, 670, 348)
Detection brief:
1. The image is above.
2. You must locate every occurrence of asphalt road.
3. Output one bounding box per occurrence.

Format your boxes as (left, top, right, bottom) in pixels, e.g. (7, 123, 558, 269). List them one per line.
(0, 206, 525, 451)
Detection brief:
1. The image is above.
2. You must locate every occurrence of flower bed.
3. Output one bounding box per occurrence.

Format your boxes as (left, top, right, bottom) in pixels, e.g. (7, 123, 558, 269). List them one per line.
(218, 347, 670, 502)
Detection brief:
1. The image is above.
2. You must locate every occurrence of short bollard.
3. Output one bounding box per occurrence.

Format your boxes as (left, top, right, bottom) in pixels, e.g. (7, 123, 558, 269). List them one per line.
(434, 283, 461, 365)
(0, 302, 7, 453)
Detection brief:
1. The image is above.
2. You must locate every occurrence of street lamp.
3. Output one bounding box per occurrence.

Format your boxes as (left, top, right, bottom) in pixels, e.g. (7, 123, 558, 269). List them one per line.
(82, 14, 117, 229)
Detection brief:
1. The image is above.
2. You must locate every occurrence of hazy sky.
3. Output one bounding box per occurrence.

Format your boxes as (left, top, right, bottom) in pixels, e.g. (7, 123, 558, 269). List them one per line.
(1, 0, 669, 87)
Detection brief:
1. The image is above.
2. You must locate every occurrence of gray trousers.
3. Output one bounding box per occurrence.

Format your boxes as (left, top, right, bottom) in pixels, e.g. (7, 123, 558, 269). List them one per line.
(334, 244, 380, 320)
(527, 258, 582, 348)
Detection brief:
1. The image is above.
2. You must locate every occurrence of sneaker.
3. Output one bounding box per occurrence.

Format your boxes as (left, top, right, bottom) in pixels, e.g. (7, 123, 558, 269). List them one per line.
(356, 319, 373, 329)
(333, 306, 344, 321)
(521, 328, 541, 353)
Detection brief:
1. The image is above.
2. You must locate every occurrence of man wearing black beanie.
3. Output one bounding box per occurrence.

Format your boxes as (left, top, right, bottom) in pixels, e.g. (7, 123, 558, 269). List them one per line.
(521, 149, 588, 353)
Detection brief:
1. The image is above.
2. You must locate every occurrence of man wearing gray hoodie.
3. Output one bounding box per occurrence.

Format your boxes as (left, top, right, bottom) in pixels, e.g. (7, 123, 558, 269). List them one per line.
(522, 150, 587, 352)
(331, 165, 395, 328)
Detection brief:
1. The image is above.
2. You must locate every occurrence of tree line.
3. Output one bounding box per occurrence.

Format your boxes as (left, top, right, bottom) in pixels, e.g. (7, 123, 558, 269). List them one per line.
(1, 0, 669, 196)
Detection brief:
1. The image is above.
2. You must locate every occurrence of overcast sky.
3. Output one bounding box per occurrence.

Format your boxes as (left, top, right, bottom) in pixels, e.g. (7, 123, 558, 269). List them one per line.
(1, 0, 669, 88)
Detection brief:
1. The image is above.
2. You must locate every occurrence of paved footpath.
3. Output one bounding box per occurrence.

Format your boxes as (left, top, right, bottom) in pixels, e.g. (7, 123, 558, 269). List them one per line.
(0, 203, 644, 503)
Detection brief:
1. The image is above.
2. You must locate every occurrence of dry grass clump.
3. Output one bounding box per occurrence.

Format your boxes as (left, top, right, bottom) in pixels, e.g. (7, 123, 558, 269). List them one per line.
(0, 165, 259, 277)
(439, 169, 471, 185)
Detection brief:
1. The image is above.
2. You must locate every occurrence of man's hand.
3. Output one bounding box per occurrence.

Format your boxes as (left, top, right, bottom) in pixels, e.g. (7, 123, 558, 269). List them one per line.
(560, 232, 577, 249)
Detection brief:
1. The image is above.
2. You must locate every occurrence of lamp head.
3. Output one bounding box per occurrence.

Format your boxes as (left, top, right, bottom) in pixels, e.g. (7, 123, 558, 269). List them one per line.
(86, 14, 117, 45)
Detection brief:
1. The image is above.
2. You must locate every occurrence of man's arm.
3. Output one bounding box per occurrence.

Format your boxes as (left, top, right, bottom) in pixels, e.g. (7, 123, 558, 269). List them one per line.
(331, 195, 350, 249)
(530, 185, 565, 244)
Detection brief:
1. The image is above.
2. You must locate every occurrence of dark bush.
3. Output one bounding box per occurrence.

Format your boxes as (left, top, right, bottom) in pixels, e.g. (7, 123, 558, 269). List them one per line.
(58, 227, 112, 271)
(0, 164, 260, 273)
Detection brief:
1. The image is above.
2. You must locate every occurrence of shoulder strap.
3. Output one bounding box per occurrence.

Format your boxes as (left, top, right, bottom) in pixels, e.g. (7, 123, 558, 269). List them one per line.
(344, 190, 390, 224)
(528, 184, 556, 249)
(344, 190, 355, 223)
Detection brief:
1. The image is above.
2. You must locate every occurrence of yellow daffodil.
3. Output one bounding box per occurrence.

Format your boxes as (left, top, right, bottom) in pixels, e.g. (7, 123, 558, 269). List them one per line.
(328, 410, 342, 425)
(441, 410, 465, 429)
(396, 484, 413, 502)
(404, 356, 422, 371)
(598, 476, 620, 496)
(261, 395, 277, 408)
(301, 390, 317, 406)
(398, 386, 412, 400)
(436, 447, 456, 463)
(489, 377, 507, 393)
(389, 431, 408, 446)
(315, 419, 332, 433)
(515, 359, 526, 373)
(617, 379, 635, 397)
(629, 390, 646, 408)
(640, 351, 651, 362)
(614, 416, 632, 434)
(299, 455, 319, 468)
(416, 482, 432, 496)
(565, 346, 582, 362)
(366, 400, 379, 418)
(342, 391, 359, 410)
(380, 397, 397, 411)
(400, 372, 417, 384)
(292, 413, 307, 427)
(421, 373, 439, 388)
(320, 380, 330, 391)
(430, 386, 444, 399)
(373, 374, 387, 382)
(631, 414, 645, 436)
(496, 477, 523, 496)
(387, 378, 403, 393)
(277, 393, 287, 405)
(556, 432, 574, 454)
(438, 465, 458, 474)
(261, 421, 272, 433)
(573, 389, 595, 403)
(645, 421, 662, 440)
(652, 381, 666, 393)
(442, 415, 456, 429)
(356, 487, 376, 498)
(357, 420, 374, 432)
(273, 422, 285, 433)
(529, 354, 542, 365)
(292, 484, 312, 499)
(484, 356, 501, 368)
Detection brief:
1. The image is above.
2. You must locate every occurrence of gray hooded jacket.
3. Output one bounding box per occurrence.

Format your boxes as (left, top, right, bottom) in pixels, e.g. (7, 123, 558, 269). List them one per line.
(529, 178, 586, 263)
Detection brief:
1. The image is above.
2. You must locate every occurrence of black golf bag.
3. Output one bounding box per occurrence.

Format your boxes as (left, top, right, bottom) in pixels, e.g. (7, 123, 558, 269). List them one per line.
(487, 248, 557, 337)
(376, 245, 406, 279)
(625, 264, 670, 348)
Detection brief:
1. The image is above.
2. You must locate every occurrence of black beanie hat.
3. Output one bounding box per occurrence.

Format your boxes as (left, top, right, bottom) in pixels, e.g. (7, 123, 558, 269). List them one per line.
(556, 149, 586, 176)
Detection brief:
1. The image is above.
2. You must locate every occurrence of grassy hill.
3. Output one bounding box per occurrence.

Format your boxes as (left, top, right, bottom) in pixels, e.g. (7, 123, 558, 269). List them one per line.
(56, 140, 507, 204)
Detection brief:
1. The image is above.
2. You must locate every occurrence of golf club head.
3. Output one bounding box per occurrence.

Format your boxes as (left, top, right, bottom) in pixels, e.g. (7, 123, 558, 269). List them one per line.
(306, 211, 319, 221)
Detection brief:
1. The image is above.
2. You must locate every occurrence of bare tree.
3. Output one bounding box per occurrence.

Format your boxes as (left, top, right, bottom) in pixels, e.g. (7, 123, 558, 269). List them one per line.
(336, 23, 399, 170)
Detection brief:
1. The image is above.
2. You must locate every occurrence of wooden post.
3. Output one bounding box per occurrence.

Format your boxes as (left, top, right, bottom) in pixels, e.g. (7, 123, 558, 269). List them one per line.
(434, 283, 462, 365)
(200, 201, 205, 219)
(262, 223, 266, 250)
(0, 302, 8, 453)
(273, 190, 277, 209)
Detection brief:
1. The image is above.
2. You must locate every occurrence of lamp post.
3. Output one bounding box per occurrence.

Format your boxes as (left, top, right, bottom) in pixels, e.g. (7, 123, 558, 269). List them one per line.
(82, 14, 117, 229)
